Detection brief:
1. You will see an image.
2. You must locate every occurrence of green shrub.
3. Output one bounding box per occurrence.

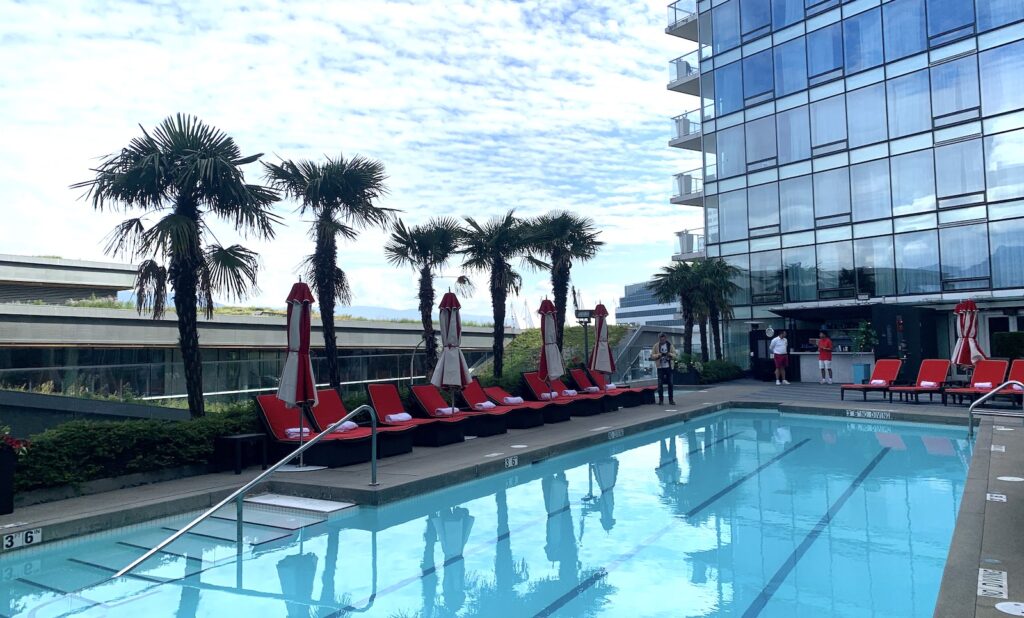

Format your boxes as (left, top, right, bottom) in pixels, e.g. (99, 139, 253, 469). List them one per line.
(14, 401, 259, 492)
(699, 360, 744, 384)
(993, 332, 1024, 359)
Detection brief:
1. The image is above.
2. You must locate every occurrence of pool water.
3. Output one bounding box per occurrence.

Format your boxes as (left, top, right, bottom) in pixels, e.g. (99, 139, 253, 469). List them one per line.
(1, 409, 971, 617)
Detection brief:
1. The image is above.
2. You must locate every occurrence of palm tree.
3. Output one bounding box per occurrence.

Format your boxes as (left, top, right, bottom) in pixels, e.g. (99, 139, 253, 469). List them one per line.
(384, 217, 471, 374)
(72, 115, 278, 419)
(692, 258, 740, 360)
(460, 211, 539, 378)
(649, 262, 696, 358)
(264, 155, 393, 389)
(528, 212, 604, 349)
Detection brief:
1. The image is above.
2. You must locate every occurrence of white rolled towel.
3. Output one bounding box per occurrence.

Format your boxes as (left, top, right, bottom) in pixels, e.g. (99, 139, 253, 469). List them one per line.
(284, 427, 311, 438)
(605, 383, 618, 389)
(540, 392, 555, 400)
(920, 381, 939, 388)
(474, 401, 497, 410)
(1013, 384, 1024, 391)
(332, 421, 359, 433)
(870, 379, 887, 386)
(385, 412, 413, 423)
(503, 396, 524, 405)
(584, 386, 600, 393)
(975, 382, 993, 389)
(434, 407, 458, 416)
(562, 389, 578, 396)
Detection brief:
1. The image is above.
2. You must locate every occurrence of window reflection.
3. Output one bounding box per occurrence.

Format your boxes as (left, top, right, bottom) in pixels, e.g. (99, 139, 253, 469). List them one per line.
(896, 230, 940, 294)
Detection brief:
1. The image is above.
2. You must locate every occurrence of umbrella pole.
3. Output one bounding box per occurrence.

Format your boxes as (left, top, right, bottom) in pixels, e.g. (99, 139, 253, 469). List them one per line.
(297, 403, 306, 468)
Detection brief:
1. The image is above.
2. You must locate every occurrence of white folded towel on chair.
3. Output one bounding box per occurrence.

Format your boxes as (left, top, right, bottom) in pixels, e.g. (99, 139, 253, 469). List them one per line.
(474, 401, 497, 410)
(583, 386, 600, 393)
(920, 381, 939, 388)
(540, 392, 556, 400)
(606, 383, 618, 389)
(562, 389, 578, 396)
(975, 382, 993, 389)
(870, 379, 887, 386)
(284, 427, 311, 438)
(332, 421, 359, 433)
(434, 407, 458, 415)
(1013, 384, 1024, 392)
(385, 413, 412, 423)
(503, 396, 524, 405)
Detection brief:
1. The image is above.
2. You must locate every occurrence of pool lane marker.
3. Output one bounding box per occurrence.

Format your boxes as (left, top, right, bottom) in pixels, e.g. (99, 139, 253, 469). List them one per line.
(531, 438, 811, 618)
(741, 447, 891, 618)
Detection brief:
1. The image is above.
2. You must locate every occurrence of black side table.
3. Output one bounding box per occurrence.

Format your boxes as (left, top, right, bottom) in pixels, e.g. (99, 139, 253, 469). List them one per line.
(215, 433, 269, 475)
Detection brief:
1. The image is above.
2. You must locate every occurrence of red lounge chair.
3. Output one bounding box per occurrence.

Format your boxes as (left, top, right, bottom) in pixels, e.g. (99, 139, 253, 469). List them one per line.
(569, 368, 633, 409)
(888, 359, 951, 404)
(307, 389, 414, 457)
(483, 385, 572, 424)
(995, 359, 1024, 401)
(410, 384, 507, 437)
(549, 377, 605, 415)
(840, 359, 902, 401)
(522, 371, 587, 419)
(463, 379, 544, 429)
(255, 394, 373, 467)
(588, 371, 656, 405)
(945, 359, 1010, 405)
(367, 384, 465, 447)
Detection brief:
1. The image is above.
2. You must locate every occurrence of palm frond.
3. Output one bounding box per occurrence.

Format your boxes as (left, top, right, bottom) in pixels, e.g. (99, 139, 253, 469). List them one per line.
(299, 256, 352, 306)
(140, 213, 202, 261)
(103, 217, 147, 258)
(135, 259, 168, 319)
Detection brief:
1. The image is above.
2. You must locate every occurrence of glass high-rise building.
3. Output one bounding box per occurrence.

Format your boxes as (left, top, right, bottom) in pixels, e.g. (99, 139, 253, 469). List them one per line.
(666, 0, 1024, 370)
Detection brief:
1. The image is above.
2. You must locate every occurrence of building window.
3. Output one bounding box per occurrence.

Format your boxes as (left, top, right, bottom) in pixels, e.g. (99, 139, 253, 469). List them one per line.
(713, 0, 741, 54)
(844, 8, 883, 74)
(887, 70, 932, 138)
(748, 182, 781, 231)
(846, 83, 888, 148)
(883, 0, 927, 62)
(776, 105, 811, 164)
(717, 124, 747, 179)
(927, 0, 975, 45)
(813, 168, 851, 219)
(931, 56, 981, 125)
(780, 175, 814, 232)
(895, 230, 940, 294)
(810, 94, 847, 153)
(891, 150, 937, 216)
(745, 116, 777, 170)
(851, 159, 892, 222)
(807, 22, 843, 83)
(751, 250, 784, 304)
(743, 49, 774, 105)
(774, 37, 807, 97)
(783, 245, 817, 301)
(990, 218, 1024, 288)
(740, 0, 772, 42)
(854, 235, 897, 297)
(816, 240, 856, 298)
(719, 189, 749, 241)
(985, 128, 1024, 202)
(705, 195, 720, 243)
(772, 0, 804, 30)
(976, 0, 1024, 33)
(935, 139, 986, 203)
(714, 61, 743, 117)
(940, 224, 990, 289)
(724, 254, 751, 305)
(980, 40, 1024, 117)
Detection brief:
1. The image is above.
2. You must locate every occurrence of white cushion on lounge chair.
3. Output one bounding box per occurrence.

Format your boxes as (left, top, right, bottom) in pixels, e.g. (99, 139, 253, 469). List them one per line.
(503, 396, 524, 404)
(385, 413, 412, 423)
(332, 421, 359, 433)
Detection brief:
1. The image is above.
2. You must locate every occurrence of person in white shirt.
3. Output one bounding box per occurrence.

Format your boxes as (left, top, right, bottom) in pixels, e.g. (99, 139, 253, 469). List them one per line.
(769, 330, 790, 385)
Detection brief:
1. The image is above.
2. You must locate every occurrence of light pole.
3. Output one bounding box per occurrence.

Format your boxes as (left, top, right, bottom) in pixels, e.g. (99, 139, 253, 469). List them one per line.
(575, 308, 594, 367)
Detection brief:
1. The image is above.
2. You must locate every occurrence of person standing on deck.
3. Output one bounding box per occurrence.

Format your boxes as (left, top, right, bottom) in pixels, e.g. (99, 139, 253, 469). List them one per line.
(770, 330, 790, 385)
(651, 333, 676, 405)
(818, 330, 834, 385)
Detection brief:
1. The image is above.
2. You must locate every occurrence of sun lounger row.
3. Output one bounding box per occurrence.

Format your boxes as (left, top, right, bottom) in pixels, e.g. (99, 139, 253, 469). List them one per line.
(839, 358, 1024, 405)
(254, 369, 658, 467)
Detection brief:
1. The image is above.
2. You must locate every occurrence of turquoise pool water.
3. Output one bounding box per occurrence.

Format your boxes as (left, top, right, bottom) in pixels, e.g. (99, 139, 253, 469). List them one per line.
(1, 409, 971, 617)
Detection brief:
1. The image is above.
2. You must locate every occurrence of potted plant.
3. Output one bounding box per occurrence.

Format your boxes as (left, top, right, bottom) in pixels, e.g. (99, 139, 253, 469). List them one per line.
(673, 353, 702, 385)
(852, 321, 879, 353)
(1, 425, 29, 515)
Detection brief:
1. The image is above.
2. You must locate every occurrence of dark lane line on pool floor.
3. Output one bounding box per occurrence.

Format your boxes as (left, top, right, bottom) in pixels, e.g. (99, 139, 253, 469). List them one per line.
(740, 446, 891, 618)
(532, 438, 813, 618)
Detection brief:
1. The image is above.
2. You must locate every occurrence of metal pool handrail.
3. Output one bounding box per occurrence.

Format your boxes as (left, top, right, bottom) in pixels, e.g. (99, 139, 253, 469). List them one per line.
(968, 380, 1024, 437)
(114, 404, 379, 578)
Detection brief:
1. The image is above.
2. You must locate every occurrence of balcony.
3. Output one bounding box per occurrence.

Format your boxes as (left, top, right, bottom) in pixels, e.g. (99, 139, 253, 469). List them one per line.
(672, 230, 705, 261)
(667, 51, 699, 95)
(669, 109, 701, 150)
(666, 0, 698, 41)
(671, 169, 703, 206)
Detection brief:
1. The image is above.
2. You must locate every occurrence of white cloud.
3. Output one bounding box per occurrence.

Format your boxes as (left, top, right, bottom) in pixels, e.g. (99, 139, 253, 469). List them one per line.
(0, 0, 701, 319)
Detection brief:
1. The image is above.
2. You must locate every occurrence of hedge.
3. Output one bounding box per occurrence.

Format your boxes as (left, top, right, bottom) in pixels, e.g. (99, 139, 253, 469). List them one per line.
(992, 332, 1024, 359)
(14, 401, 259, 492)
(698, 360, 744, 384)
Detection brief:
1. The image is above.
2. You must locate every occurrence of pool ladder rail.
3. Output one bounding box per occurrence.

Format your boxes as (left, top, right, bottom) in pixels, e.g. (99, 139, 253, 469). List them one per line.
(114, 403, 380, 579)
(968, 380, 1024, 437)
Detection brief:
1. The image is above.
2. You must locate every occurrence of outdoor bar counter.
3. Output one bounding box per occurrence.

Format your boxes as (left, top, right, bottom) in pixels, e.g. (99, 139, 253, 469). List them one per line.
(791, 351, 874, 383)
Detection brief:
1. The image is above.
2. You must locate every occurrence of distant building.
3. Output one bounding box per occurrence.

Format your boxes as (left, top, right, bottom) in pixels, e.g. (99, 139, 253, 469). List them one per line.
(615, 281, 681, 327)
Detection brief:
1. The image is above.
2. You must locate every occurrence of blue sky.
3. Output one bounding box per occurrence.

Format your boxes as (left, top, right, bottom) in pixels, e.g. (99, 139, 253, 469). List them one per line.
(0, 0, 701, 322)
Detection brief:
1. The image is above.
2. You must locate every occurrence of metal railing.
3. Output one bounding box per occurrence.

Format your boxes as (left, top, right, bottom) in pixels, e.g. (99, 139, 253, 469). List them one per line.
(671, 109, 702, 141)
(669, 51, 699, 83)
(667, 0, 697, 29)
(673, 170, 704, 198)
(114, 404, 379, 578)
(968, 380, 1024, 437)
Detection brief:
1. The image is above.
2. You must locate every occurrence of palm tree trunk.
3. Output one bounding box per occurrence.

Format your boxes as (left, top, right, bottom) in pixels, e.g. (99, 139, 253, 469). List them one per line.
(491, 267, 507, 379)
(551, 257, 570, 350)
(315, 226, 341, 389)
(680, 298, 694, 358)
(709, 307, 723, 360)
(171, 260, 205, 419)
(419, 266, 438, 375)
(698, 317, 709, 362)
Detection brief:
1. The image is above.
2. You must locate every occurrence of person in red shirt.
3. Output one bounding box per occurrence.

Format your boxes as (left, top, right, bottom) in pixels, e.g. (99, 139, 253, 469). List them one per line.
(818, 330, 834, 384)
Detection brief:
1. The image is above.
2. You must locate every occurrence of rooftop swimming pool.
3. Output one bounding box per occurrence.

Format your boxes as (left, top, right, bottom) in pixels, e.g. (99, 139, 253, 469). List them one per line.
(2, 408, 971, 617)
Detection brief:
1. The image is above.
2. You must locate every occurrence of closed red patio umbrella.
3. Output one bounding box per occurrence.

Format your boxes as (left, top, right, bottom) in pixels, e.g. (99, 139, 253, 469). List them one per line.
(431, 292, 472, 409)
(538, 299, 565, 385)
(588, 303, 615, 376)
(276, 281, 323, 471)
(952, 299, 986, 367)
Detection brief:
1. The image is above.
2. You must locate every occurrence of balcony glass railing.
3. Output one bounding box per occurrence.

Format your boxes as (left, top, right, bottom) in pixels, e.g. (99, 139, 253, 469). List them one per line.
(672, 109, 702, 140)
(669, 51, 699, 83)
(673, 169, 704, 197)
(667, 0, 697, 29)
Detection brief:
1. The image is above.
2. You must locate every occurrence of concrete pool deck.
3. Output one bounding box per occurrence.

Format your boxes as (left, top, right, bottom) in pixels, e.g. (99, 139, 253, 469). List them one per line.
(1, 379, 1014, 616)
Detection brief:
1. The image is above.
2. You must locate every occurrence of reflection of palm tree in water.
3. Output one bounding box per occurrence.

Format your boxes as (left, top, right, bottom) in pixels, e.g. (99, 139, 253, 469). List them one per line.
(421, 516, 440, 618)
(670, 421, 741, 525)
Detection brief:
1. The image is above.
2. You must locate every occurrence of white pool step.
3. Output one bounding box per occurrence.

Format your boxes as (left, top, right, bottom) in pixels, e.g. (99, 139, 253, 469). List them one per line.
(244, 493, 355, 514)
